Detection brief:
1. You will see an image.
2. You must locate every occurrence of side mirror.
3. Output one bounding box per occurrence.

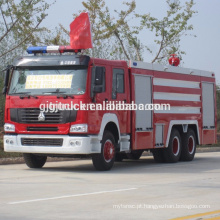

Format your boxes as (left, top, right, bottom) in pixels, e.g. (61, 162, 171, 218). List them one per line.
(95, 70, 104, 86)
(2, 66, 12, 95)
(91, 66, 105, 97)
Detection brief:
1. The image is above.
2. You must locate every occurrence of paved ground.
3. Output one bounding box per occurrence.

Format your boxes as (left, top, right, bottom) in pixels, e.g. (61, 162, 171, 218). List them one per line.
(1, 147, 220, 165)
(0, 152, 220, 220)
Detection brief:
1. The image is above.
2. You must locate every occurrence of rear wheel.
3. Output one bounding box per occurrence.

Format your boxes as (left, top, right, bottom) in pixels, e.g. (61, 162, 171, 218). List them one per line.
(92, 131, 116, 171)
(180, 129, 196, 161)
(163, 129, 181, 163)
(23, 153, 47, 168)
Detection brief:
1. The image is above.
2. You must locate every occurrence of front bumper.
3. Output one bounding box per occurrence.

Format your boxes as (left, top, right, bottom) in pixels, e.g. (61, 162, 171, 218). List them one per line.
(4, 134, 101, 154)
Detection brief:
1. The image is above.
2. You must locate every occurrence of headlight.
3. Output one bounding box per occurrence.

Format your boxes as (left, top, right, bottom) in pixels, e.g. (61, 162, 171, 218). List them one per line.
(70, 124, 88, 133)
(4, 123, 15, 132)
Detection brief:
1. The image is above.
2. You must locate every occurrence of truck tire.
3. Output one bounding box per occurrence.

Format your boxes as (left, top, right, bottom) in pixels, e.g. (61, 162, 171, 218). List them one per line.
(152, 149, 165, 163)
(163, 129, 181, 163)
(180, 129, 196, 161)
(92, 131, 116, 171)
(23, 153, 47, 168)
(127, 150, 143, 160)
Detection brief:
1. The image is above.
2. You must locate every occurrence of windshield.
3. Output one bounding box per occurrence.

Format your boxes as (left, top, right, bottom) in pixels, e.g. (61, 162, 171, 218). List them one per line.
(8, 67, 88, 95)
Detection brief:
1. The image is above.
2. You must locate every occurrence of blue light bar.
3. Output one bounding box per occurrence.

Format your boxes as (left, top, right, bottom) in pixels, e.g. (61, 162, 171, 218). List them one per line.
(27, 46, 82, 54)
(27, 46, 47, 54)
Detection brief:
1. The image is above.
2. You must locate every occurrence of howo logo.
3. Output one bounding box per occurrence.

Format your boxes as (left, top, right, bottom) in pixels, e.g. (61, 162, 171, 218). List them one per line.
(38, 111, 45, 121)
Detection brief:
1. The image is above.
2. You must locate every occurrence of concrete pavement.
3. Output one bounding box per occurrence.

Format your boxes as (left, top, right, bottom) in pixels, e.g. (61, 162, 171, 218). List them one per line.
(0, 152, 220, 220)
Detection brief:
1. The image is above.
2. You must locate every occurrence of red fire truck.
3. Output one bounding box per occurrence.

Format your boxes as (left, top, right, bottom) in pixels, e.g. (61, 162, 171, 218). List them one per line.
(3, 46, 217, 171)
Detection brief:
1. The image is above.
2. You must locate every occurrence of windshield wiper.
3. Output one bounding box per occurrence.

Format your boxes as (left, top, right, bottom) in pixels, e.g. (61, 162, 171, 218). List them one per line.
(10, 92, 30, 95)
(11, 92, 38, 99)
(42, 89, 74, 98)
(57, 94, 74, 99)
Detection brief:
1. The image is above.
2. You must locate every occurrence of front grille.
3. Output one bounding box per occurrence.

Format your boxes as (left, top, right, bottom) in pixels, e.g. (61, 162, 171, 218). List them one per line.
(20, 109, 62, 124)
(10, 108, 77, 124)
(21, 138, 63, 146)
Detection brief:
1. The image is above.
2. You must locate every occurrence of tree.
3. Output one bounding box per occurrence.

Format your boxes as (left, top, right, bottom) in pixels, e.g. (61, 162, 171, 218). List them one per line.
(54, 0, 196, 63)
(137, 0, 197, 63)
(46, 0, 141, 61)
(81, 0, 142, 60)
(0, 0, 53, 127)
(44, 26, 69, 46)
(0, 0, 53, 69)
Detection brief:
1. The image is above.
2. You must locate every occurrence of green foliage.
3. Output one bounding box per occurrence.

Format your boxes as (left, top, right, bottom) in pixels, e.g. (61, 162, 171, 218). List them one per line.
(44, 0, 196, 63)
(46, 0, 142, 60)
(59, 0, 196, 63)
(136, 0, 197, 63)
(0, 0, 54, 127)
(44, 25, 69, 46)
(81, 0, 143, 60)
(0, 0, 53, 67)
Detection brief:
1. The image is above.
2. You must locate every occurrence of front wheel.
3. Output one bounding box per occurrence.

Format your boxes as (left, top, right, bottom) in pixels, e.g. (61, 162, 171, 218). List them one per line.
(92, 131, 116, 171)
(23, 153, 47, 168)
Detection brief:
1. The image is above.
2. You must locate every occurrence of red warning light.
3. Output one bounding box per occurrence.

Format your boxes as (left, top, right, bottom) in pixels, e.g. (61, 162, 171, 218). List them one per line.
(169, 54, 180, 67)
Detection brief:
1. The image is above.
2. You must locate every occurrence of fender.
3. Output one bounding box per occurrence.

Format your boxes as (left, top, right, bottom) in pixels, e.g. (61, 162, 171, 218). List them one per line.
(166, 120, 200, 147)
(98, 113, 121, 141)
(98, 113, 130, 152)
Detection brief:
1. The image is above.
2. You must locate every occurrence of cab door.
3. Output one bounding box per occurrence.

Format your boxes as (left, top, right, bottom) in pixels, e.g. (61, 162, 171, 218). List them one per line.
(110, 67, 129, 134)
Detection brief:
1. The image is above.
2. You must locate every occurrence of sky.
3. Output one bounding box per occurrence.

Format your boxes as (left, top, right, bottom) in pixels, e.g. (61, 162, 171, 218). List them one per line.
(43, 0, 220, 84)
